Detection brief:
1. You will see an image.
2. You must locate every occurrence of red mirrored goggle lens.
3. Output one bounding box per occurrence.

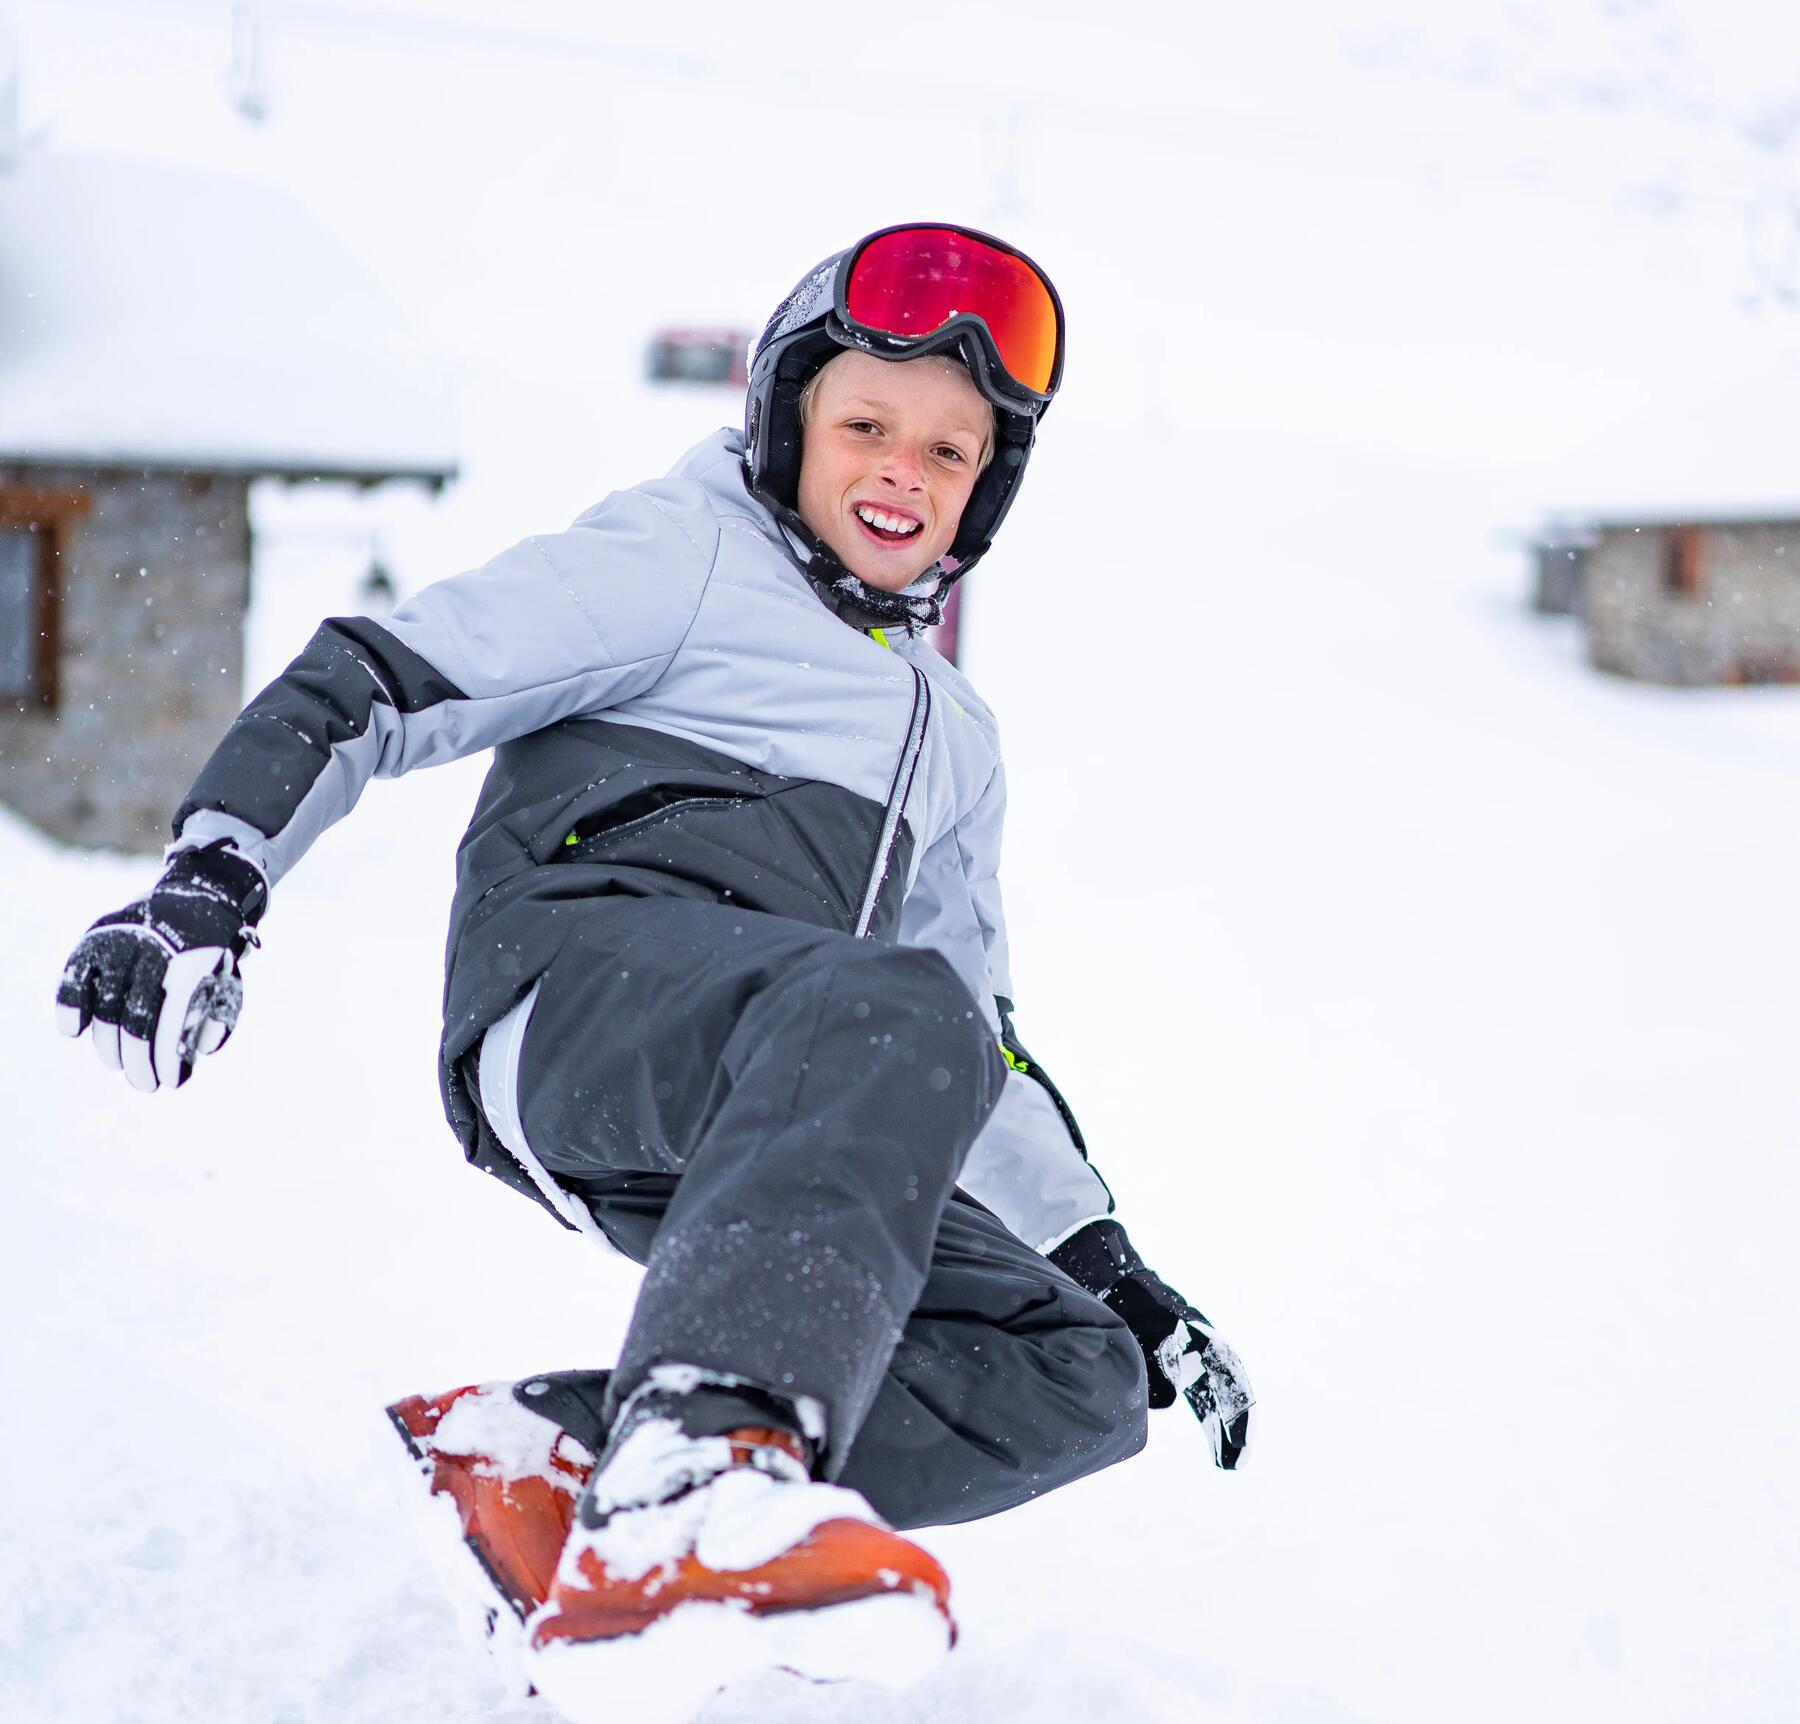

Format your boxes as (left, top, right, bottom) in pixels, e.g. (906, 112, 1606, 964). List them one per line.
(843, 227, 1060, 397)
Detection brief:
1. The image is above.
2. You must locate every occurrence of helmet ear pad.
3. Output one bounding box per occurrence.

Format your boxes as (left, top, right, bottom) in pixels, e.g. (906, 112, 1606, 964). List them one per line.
(745, 328, 840, 515)
(948, 410, 1035, 573)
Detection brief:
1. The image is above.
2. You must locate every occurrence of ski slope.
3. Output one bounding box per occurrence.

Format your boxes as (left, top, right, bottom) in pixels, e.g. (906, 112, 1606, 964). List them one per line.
(4, 4, 1800, 1721)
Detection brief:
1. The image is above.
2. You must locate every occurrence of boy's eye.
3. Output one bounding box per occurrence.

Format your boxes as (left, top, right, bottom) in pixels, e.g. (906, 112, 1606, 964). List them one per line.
(935, 445, 968, 464)
(845, 419, 881, 435)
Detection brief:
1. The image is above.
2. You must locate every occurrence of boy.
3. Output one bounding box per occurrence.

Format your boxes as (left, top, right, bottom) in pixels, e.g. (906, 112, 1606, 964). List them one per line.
(56, 224, 1253, 1724)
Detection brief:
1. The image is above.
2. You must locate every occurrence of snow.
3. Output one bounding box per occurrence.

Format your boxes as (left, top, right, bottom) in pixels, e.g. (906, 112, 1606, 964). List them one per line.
(528, 1592, 949, 1724)
(561, 1418, 874, 1583)
(4, 3, 1800, 1723)
(431, 1385, 593, 1483)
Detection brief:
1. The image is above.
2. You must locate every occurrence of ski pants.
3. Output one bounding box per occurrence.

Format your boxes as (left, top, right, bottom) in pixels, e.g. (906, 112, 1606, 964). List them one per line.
(477, 897, 1148, 1530)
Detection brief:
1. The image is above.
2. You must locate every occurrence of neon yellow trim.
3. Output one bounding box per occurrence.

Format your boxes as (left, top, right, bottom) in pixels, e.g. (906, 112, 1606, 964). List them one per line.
(870, 627, 891, 650)
(563, 831, 578, 847)
(1001, 1044, 1029, 1074)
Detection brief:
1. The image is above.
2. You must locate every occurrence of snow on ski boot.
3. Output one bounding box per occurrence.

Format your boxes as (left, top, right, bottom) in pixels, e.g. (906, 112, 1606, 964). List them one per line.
(384, 1371, 610, 1690)
(524, 1377, 954, 1724)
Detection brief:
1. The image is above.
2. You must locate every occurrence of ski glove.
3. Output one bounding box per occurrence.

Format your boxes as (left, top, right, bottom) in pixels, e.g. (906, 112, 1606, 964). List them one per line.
(1050, 1218, 1255, 1470)
(55, 840, 268, 1093)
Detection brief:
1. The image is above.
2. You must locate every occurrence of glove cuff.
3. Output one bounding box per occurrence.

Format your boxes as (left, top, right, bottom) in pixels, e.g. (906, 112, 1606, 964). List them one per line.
(1047, 1218, 1144, 1298)
(163, 840, 269, 926)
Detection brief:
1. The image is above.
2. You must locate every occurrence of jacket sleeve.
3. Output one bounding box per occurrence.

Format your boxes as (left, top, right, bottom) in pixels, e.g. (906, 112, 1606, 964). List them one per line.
(172, 483, 717, 888)
(898, 756, 1114, 1253)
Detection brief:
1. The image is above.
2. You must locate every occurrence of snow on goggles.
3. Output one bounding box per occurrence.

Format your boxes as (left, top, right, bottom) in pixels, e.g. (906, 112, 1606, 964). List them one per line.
(835, 224, 1064, 405)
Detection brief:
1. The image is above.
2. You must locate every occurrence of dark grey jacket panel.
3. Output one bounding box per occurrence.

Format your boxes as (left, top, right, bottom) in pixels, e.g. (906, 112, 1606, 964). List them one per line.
(442, 717, 912, 1062)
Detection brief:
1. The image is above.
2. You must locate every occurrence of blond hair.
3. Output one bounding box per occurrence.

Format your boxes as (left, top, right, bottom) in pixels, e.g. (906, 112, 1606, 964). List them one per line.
(797, 353, 996, 473)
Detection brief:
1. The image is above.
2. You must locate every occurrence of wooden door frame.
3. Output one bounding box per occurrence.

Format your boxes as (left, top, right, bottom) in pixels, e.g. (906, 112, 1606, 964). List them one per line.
(0, 484, 92, 710)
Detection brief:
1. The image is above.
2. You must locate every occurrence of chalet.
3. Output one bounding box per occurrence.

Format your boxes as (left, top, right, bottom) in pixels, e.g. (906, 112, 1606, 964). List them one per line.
(0, 149, 456, 850)
(1533, 515, 1800, 686)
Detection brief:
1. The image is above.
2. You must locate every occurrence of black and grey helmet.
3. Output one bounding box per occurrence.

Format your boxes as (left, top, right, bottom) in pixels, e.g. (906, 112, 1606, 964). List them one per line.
(743, 225, 1063, 584)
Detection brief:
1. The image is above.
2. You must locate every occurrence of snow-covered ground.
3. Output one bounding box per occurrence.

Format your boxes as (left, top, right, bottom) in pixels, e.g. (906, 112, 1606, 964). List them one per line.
(5, 4, 1800, 1721)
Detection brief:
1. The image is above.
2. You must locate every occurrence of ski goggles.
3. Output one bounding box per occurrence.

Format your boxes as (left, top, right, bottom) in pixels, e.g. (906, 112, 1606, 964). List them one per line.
(834, 223, 1064, 407)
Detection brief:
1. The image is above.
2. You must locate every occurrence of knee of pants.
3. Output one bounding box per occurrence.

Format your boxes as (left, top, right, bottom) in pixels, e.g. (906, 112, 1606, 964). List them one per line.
(816, 941, 997, 1085)
(1096, 1313, 1153, 1466)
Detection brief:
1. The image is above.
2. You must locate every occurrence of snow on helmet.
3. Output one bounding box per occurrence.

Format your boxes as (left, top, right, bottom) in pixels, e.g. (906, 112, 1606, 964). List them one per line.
(744, 223, 1065, 584)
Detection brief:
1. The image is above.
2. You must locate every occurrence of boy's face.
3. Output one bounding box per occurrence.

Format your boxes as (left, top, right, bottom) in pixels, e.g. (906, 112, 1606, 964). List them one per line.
(794, 351, 989, 592)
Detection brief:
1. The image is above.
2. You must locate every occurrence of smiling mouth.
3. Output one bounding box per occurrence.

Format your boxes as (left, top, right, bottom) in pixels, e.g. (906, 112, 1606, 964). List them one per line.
(854, 504, 923, 545)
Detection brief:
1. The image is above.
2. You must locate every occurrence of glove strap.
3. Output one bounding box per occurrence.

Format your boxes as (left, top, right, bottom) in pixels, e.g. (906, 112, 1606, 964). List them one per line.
(164, 840, 269, 926)
(1047, 1218, 1144, 1298)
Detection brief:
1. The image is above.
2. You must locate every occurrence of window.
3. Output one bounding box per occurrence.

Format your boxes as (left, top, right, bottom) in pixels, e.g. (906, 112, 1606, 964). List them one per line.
(0, 526, 41, 702)
(1662, 525, 1705, 598)
(0, 487, 87, 711)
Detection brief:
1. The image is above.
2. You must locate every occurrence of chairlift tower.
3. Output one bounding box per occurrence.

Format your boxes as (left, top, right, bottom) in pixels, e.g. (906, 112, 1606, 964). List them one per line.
(1, 12, 21, 172)
(227, 2, 270, 123)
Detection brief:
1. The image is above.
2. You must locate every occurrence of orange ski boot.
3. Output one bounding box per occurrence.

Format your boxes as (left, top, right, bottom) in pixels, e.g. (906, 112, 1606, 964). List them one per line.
(525, 1391, 953, 1724)
(385, 1373, 606, 1688)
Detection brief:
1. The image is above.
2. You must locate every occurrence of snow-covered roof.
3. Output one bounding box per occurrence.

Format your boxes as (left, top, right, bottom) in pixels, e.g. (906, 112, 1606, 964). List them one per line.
(0, 151, 457, 484)
(1536, 354, 1800, 530)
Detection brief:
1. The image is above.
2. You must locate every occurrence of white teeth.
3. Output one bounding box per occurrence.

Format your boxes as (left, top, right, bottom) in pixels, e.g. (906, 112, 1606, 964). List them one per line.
(856, 505, 920, 537)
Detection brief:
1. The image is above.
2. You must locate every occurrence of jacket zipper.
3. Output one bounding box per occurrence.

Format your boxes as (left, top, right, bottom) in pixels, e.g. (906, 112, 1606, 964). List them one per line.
(855, 660, 930, 938)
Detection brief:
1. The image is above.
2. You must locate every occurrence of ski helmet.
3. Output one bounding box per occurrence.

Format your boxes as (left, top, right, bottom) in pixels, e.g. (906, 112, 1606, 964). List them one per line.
(744, 223, 1065, 582)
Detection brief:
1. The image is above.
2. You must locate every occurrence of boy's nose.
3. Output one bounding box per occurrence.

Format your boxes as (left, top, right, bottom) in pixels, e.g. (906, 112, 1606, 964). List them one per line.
(877, 446, 925, 490)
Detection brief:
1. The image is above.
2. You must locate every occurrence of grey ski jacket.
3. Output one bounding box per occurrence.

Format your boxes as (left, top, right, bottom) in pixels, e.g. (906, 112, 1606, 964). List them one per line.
(174, 428, 1113, 1251)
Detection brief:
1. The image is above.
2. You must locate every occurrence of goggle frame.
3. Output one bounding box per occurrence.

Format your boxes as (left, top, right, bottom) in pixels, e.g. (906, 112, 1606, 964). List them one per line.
(828, 222, 1066, 416)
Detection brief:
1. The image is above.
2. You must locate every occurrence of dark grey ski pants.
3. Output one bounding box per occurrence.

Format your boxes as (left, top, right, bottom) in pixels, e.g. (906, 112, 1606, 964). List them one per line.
(503, 897, 1148, 1530)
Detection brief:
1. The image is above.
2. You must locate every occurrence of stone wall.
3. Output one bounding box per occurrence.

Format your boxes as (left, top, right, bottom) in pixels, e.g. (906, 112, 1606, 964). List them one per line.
(0, 464, 251, 851)
(1583, 522, 1800, 685)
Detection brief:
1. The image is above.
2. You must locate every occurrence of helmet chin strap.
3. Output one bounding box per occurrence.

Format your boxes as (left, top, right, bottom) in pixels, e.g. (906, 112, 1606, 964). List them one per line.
(748, 472, 947, 634)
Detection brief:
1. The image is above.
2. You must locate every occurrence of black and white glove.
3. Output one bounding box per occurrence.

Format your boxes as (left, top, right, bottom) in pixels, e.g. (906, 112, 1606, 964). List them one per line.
(1050, 1218, 1255, 1470)
(55, 840, 268, 1093)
